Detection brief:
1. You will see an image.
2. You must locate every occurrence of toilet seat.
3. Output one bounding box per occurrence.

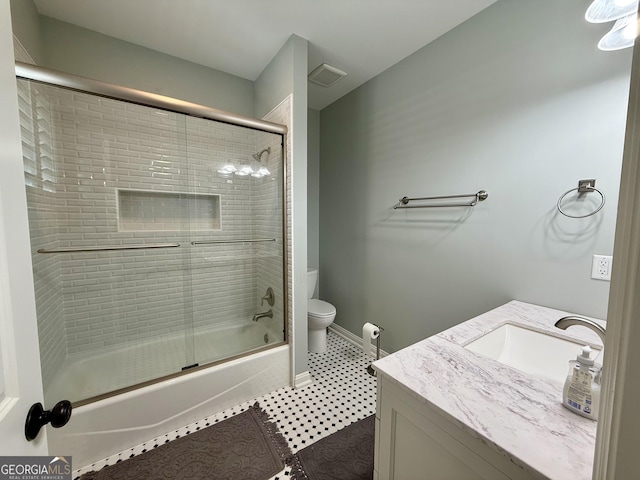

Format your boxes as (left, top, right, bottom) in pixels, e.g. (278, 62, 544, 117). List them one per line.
(308, 299, 336, 317)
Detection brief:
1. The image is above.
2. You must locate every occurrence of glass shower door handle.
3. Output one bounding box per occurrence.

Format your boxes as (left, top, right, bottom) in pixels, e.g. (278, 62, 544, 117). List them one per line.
(25, 400, 72, 441)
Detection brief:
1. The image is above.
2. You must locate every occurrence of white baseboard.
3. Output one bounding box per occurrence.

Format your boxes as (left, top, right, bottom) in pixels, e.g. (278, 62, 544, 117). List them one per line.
(329, 324, 389, 359)
(294, 371, 313, 389)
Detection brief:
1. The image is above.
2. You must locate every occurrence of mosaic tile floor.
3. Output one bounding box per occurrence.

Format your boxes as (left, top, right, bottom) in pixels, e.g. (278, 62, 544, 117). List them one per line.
(74, 330, 378, 479)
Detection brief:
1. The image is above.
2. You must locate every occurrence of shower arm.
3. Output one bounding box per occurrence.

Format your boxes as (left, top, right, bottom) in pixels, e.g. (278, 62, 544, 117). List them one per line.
(252, 147, 271, 161)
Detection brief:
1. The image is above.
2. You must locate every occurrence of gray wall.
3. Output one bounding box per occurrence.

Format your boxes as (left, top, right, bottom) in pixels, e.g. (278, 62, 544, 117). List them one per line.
(9, 0, 42, 63)
(308, 108, 320, 276)
(319, 0, 632, 353)
(10, 7, 254, 117)
(39, 16, 254, 116)
(254, 36, 295, 119)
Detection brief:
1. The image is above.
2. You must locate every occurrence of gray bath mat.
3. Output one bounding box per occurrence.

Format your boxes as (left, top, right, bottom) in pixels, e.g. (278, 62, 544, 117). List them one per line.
(289, 415, 374, 480)
(79, 403, 291, 480)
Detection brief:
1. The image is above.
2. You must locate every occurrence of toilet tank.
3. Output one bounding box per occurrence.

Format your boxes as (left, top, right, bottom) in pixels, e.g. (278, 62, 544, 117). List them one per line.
(307, 269, 318, 299)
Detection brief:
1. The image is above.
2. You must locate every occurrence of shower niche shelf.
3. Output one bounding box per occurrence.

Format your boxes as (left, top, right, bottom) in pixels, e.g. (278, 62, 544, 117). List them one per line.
(117, 189, 221, 232)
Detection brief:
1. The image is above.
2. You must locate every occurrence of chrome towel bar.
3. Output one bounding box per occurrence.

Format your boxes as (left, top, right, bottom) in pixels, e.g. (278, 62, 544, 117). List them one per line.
(394, 190, 488, 209)
(191, 238, 276, 245)
(37, 243, 181, 254)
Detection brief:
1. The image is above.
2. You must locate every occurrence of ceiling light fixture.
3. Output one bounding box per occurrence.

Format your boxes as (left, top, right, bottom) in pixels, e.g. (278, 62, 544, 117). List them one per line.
(218, 143, 274, 180)
(586, 0, 637, 23)
(235, 165, 254, 176)
(251, 166, 271, 178)
(217, 163, 237, 178)
(598, 13, 638, 50)
(585, 0, 638, 50)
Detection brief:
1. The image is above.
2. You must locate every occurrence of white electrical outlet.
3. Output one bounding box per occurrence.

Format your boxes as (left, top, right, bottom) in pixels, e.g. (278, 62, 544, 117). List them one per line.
(591, 255, 613, 281)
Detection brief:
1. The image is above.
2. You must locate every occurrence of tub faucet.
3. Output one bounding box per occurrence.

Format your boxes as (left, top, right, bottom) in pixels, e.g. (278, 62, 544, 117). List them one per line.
(253, 309, 273, 322)
(554, 315, 606, 345)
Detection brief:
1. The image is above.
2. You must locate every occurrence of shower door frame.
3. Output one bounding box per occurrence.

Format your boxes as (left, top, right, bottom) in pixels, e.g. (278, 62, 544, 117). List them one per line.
(15, 62, 287, 135)
(15, 61, 290, 406)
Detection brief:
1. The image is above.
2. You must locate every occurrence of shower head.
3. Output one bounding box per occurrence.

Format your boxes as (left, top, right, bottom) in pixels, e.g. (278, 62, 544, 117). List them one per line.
(252, 147, 271, 161)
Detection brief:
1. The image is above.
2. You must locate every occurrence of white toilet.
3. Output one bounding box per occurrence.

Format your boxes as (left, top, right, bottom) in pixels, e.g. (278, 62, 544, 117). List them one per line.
(307, 269, 337, 353)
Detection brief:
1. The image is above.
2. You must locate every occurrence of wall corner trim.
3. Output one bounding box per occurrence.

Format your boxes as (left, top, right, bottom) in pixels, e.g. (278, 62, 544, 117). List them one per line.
(294, 371, 313, 389)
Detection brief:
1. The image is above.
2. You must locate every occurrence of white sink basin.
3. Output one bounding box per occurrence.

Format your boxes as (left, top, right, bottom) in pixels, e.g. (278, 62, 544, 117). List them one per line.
(464, 324, 602, 385)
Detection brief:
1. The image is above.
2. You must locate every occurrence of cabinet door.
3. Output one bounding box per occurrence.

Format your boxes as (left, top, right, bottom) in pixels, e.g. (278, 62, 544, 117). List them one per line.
(377, 378, 511, 480)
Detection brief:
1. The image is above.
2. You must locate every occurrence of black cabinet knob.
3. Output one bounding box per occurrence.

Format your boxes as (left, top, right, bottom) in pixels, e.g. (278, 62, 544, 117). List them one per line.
(25, 400, 72, 441)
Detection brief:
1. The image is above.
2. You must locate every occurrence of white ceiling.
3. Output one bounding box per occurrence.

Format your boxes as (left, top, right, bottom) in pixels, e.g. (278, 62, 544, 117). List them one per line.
(33, 0, 498, 111)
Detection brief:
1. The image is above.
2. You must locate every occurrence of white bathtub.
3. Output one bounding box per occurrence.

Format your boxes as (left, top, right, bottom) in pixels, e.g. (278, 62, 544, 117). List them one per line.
(45, 326, 290, 468)
(46, 323, 285, 403)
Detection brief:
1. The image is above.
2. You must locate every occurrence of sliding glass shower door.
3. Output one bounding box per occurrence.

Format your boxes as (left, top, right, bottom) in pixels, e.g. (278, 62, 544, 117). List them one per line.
(184, 116, 286, 368)
(17, 76, 286, 407)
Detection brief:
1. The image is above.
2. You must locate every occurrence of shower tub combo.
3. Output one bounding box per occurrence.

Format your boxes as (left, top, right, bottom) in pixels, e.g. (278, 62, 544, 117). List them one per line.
(16, 62, 290, 467)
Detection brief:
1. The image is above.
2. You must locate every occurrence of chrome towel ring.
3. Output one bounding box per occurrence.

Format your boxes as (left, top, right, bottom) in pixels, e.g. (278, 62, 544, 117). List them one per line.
(557, 179, 605, 218)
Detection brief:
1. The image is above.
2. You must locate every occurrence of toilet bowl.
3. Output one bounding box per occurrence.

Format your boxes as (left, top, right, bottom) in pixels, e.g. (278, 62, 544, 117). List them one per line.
(307, 269, 337, 353)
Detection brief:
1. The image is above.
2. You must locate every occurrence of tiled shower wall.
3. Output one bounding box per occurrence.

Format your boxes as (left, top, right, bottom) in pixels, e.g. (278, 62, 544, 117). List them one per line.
(18, 80, 66, 392)
(20, 81, 287, 386)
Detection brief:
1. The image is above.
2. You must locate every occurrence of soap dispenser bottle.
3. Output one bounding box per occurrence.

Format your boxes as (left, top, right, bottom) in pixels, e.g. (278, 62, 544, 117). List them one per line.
(562, 346, 601, 420)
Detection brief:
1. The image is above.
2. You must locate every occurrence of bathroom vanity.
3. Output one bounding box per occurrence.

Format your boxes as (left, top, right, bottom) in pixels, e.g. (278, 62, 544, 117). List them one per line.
(372, 301, 604, 480)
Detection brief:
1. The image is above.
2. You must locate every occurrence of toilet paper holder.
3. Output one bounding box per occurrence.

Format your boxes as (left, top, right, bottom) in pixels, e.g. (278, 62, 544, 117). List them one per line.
(366, 326, 384, 377)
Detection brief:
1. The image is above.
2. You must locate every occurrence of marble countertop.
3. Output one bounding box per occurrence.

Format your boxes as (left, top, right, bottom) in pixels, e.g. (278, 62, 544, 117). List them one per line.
(372, 300, 605, 480)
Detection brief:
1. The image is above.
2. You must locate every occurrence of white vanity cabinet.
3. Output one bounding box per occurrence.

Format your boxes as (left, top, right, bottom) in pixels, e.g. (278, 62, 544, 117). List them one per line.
(374, 375, 541, 480)
(374, 374, 538, 480)
(371, 302, 601, 480)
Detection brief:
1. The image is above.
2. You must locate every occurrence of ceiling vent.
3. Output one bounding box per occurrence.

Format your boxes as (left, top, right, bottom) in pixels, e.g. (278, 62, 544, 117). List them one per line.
(308, 63, 347, 87)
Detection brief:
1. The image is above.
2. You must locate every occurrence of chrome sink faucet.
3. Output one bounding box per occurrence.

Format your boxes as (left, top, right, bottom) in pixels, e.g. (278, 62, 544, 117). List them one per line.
(253, 309, 273, 322)
(554, 315, 606, 345)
